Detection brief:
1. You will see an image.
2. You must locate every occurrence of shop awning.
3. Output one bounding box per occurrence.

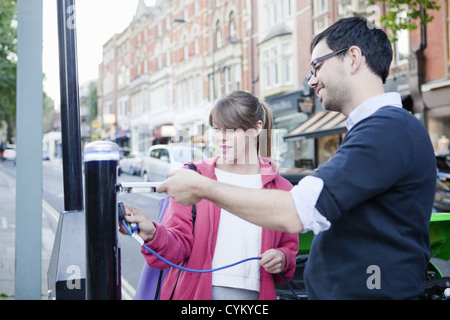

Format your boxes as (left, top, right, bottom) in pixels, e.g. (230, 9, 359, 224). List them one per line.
(283, 111, 347, 142)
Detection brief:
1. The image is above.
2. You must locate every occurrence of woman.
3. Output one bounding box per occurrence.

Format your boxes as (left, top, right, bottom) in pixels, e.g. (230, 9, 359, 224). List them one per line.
(121, 91, 298, 300)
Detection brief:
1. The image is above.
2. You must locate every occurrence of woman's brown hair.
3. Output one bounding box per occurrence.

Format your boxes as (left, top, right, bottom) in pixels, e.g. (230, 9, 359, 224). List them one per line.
(209, 91, 273, 157)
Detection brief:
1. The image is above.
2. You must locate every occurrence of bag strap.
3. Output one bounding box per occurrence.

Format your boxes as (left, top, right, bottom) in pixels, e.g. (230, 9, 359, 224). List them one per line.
(154, 270, 164, 300)
(186, 163, 197, 226)
(169, 162, 197, 300)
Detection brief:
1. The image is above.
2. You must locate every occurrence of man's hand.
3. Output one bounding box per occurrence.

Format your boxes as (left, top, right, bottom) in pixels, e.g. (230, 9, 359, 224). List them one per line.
(157, 167, 303, 234)
(157, 168, 209, 206)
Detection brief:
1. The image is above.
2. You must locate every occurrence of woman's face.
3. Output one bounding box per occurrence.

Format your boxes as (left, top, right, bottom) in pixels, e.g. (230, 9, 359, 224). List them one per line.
(212, 122, 260, 165)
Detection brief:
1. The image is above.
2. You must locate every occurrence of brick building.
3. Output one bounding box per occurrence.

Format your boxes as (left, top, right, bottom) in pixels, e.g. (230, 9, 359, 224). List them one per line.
(97, 0, 450, 168)
(417, 0, 450, 155)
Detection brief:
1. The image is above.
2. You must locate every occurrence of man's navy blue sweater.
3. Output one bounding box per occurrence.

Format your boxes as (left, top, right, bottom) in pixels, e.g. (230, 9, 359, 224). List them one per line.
(305, 106, 436, 299)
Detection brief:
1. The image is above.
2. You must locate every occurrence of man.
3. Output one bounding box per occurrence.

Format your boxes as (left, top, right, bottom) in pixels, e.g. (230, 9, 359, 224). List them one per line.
(157, 17, 436, 299)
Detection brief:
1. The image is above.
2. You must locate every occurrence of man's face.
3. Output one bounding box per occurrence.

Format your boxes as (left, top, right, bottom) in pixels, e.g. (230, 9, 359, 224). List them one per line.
(308, 40, 351, 113)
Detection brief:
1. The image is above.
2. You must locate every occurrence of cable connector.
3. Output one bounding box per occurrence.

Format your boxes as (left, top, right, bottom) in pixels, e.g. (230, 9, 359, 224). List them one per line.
(131, 232, 144, 246)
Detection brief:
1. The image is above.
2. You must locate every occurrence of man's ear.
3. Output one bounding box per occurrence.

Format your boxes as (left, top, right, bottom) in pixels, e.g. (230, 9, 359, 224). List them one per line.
(347, 45, 364, 75)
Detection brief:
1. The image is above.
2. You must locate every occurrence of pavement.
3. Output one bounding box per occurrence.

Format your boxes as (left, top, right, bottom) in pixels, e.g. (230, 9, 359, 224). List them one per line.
(0, 162, 54, 300)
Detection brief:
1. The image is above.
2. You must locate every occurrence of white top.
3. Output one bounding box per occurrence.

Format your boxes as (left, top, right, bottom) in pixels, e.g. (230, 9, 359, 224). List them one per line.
(289, 92, 403, 235)
(212, 168, 263, 292)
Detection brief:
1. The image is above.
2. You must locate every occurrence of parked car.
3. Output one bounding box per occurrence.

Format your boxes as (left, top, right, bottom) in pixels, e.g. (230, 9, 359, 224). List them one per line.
(141, 144, 207, 182)
(119, 152, 144, 176)
(2, 144, 16, 161)
(42, 149, 50, 161)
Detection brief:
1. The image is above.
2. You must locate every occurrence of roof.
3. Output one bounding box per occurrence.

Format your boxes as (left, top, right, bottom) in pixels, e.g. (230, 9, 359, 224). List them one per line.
(283, 111, 347, 142)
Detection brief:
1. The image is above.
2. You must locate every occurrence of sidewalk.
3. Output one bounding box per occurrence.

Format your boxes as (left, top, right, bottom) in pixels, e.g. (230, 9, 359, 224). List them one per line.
(0, 165, 53, 300)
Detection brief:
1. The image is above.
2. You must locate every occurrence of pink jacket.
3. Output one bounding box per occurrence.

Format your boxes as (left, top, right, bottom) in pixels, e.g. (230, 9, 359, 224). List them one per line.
(141, 156, 299, 300)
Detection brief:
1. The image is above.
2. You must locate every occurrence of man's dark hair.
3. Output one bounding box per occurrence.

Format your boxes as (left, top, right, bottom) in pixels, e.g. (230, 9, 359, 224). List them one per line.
(311, 16, 393, 84)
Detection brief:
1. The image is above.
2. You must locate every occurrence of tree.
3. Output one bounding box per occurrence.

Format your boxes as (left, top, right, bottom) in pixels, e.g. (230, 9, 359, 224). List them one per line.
(0, 0, 17, 141)
(369, 0, 440, 42)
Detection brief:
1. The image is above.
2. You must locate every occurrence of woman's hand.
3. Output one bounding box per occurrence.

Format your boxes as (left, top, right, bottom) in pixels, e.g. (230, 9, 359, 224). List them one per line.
(259, 249, 286, 274)
(118, 204, 157, 243)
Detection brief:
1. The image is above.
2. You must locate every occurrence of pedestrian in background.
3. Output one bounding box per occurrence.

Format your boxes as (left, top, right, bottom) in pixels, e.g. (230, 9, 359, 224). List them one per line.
(120, 90, 298, 300)
(157, 17, 436, 299)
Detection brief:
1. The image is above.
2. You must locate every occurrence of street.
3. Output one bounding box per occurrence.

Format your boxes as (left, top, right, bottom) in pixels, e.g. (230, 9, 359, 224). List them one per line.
(0, 158, 165, 300)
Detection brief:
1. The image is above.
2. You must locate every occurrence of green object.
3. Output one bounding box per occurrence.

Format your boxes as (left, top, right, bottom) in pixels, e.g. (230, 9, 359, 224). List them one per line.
(297, 212, 450, 260)
(429, 212, 450, 261)
(298, 232, 313, 255)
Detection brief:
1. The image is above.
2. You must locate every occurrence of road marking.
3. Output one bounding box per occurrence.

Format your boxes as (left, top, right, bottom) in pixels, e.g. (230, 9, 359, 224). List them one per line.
(42, 198, 137, 300)
(0, 216, 7, 229)
(42, 199, 60, 222)
(121, 276, 136, 300)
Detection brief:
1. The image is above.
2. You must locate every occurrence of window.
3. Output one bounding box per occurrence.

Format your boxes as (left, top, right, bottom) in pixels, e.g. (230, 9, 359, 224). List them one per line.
(233, 64, 241, 90)
(315, 0, 327, 15)
(272, 48, 279, 86)
(264, 0, 292, 27)
(262, 48, 279, 89)
(194, 36, 199, 55)
(183, 36, 189, 60)
(150, 148, 161, 159)
(262, 42, 293, 90)
(216, 21, 222, 49)
(224, 67, 231, 94)
(283, 58, 292, 84)
(282, 43, 292, 84)
(209, 73, 215, 102)
(196, 74, 203, 104)
(163, 38, 171, 66)
(229, 12, 236, 40)
(194, 0, 199, 16)
(394, 10, 409, 65)
(188, 77, 194, 106)
(217, 69, 222, 99)
(177, 83, 182, 109)
(118, 96, 128, 119)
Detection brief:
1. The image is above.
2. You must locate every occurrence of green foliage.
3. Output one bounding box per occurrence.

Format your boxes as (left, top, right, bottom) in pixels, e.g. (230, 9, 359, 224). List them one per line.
(371, 0, 441, 42)
(0, 0, 17, 134)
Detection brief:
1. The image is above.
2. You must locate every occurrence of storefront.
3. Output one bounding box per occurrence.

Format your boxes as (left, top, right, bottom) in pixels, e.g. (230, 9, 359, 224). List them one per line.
(421, 80, 450, 155)
(283, 110, 347, 168)
(281, 72, 414, 169)
(265, 90, 310, 167)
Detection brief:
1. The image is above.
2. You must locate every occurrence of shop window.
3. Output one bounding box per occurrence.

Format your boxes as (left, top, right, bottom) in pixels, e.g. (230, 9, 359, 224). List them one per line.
(447, 1, 450, 75)
(318, 135, 341, 165)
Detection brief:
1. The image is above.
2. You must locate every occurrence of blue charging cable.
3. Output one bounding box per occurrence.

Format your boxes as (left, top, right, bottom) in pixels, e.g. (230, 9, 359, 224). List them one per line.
(121, 220, 300, 300)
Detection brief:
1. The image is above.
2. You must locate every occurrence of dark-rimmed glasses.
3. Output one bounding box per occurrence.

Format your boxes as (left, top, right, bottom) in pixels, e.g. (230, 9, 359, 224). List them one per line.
(310, 47, 349, 77)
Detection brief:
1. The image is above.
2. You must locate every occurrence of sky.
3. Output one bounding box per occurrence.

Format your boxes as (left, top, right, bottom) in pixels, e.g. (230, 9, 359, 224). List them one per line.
(42, 0, 155, 108)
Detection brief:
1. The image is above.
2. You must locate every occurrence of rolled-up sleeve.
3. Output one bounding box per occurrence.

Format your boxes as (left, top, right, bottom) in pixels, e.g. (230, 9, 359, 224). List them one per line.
(289, 175, 330, 235)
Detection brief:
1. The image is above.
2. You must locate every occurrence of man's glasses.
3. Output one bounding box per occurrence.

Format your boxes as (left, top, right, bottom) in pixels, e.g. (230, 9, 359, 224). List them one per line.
(310, 47, 349, 77)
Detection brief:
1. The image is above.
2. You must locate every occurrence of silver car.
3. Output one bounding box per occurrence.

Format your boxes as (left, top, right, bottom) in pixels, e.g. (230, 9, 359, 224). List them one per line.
(141, 144, 207, 182)
(119, 152, 144, 176)
(2, 145, 16, 161)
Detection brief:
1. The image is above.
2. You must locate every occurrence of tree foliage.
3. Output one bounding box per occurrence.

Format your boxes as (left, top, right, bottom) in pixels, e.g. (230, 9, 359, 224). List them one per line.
(0, 0, 17, 137)
(370, 0, 441, 42)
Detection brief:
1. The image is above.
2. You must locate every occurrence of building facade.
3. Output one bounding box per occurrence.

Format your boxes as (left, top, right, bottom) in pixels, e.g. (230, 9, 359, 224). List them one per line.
(418, 0, 450, 156)
(98, 0, 255, 155)
(97, 0, 450, 168)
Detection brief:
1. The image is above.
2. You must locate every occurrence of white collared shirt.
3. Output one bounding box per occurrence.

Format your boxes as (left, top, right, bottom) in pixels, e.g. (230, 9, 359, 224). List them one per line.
(346, 92, 403, 131)
(289, 92, 403, 234)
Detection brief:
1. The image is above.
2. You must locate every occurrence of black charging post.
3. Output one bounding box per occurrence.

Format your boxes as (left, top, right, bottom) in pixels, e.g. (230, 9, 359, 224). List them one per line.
(84, 141, 122, 300)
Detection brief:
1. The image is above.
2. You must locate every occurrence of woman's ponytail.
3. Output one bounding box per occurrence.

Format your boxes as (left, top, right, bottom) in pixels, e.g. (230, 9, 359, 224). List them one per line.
(258, 100, 273, 158)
